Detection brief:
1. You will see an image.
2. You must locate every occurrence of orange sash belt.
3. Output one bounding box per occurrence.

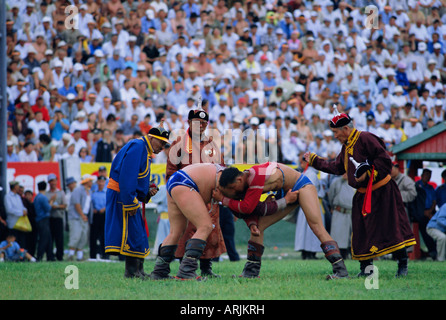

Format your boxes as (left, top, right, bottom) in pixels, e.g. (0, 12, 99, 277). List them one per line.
(107, 178, 120, 192)
(357, 174, 391, 194)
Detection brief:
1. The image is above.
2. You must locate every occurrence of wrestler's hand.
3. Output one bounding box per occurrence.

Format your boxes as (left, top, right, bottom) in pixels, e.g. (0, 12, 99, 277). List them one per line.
(212, 188, 224, 202)
(284, 189, 299, 204)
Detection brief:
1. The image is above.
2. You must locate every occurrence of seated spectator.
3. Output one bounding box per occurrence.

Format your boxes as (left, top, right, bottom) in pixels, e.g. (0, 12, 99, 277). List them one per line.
(0, 233, 36, 262)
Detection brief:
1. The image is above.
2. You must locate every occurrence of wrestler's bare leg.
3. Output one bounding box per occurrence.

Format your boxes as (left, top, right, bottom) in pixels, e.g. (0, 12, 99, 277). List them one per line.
(151, 187, 213, 280)
(162, 186, 213, 245)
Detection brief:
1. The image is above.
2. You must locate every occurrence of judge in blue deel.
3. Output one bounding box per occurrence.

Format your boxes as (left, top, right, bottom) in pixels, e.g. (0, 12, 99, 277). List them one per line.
(105, 123, 170, 279)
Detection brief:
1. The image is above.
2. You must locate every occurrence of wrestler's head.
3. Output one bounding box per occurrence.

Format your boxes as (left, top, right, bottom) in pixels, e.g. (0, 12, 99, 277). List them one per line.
(218, 167, 247, 200)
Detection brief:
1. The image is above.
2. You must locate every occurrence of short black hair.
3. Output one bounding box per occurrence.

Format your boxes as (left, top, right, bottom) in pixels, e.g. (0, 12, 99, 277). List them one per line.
(219, 167, 243, 188)
(37, 181, 47, 191)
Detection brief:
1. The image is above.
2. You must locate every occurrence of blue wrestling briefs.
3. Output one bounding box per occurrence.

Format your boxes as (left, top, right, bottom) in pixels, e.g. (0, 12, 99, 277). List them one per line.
(166, 170, 200, 197)
(275, 173, 313, 203)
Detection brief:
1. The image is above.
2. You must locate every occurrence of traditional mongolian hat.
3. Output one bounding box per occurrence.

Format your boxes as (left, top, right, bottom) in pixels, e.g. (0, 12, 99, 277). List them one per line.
(329, 104, 352, 128)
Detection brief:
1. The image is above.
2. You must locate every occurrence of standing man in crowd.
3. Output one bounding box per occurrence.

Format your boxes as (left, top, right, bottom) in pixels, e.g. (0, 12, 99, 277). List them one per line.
(46, 173, 67, 262)
(90, 176, 107, 260)
(305, 109, 416, 277)
(4, 181, 28, 248)
(67, 174, 94, 262)
(105, 125, 170, 279)
(34, 181, 55, 262)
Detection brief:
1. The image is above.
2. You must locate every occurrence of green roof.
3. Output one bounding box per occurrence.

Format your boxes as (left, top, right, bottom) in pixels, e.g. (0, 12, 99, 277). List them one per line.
(391, 121, 446, 160)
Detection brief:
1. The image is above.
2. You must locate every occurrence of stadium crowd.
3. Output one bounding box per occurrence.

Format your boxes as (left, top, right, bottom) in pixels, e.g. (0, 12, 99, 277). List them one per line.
(2, 0, 446, 262)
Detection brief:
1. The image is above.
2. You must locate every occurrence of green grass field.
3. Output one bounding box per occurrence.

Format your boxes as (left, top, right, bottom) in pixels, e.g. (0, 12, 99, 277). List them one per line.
(2, 217, 444, 301)
(1, 254, 445, 300)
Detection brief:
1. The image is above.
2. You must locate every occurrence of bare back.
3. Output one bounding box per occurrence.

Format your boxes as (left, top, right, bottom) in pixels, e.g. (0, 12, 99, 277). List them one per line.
(261, 162, 301, 193)
(182, 163, 220, 204)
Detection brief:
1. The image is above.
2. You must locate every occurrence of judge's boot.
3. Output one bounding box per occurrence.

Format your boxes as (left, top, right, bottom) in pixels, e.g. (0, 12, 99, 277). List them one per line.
(239, 241, 264, 278)
(200, 259, 221, 278)
(357, 259, 374, 278)
(149, 244, 177, 280)
(321, 241, 349, 280)
(124, 256, 146, 280)
(137, 258, 150, 279)
(394, 248, 409, 278)
(176, 239, 207, 280)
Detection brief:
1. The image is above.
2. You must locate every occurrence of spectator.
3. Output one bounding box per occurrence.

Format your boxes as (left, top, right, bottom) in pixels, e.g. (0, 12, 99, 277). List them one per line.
(4, 181, 28, 248)
(67, 174, 94, 261)
(27, 111, 50, 144)
(436, 170, 446, 209)
(33, 181, 55, 262)
(426, 204, 446, 262)
(18, 141, 38, 162)
(0, 233, 36, 262)
(90, 176, 107, 260)
(46, 173, 66, 261)
(6, 140, 19, 162)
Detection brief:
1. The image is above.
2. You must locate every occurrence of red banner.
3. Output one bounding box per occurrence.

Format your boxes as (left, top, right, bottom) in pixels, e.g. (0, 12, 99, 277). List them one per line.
(7, 162, 61, 196)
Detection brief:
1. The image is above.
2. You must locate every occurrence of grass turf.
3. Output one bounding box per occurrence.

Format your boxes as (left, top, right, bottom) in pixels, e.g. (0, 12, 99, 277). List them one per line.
(1, 257, 445, 300)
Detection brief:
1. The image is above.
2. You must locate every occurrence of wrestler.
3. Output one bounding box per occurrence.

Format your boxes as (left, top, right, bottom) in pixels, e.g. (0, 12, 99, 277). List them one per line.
(213, 162, 349, 280)
(105, 125, 170, 279)
(304, 108, 415, 277)
(149, 163, 299, 280)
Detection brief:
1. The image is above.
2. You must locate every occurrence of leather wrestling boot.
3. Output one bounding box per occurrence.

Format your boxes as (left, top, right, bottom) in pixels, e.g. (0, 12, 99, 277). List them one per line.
(394, 248, 408, 278)
(238, 241, 264, 278)
(149, 244, 177, 280)
(321, 241, 349, 280)
(357, 259, 374, 277)
(124, 256, 145, 280)
(200, 259, 221, 278)
(176, 239, 207, 281)
(137, 258, 150, 279)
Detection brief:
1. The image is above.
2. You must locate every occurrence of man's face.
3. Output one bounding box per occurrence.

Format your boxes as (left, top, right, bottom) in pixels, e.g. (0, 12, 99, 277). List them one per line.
(421, 172, 431, 184)
(331, 126, 350, 144)
(189, 119, 208, 136)
(219, 178, 247, 200)
(150, 137, 166, 154)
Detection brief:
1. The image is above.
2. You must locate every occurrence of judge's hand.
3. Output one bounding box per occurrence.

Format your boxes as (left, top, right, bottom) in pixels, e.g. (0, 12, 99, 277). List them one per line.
(355, 171, 368, 183)
(303, 152, 311, 163)
(127, 209, 138, 216)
